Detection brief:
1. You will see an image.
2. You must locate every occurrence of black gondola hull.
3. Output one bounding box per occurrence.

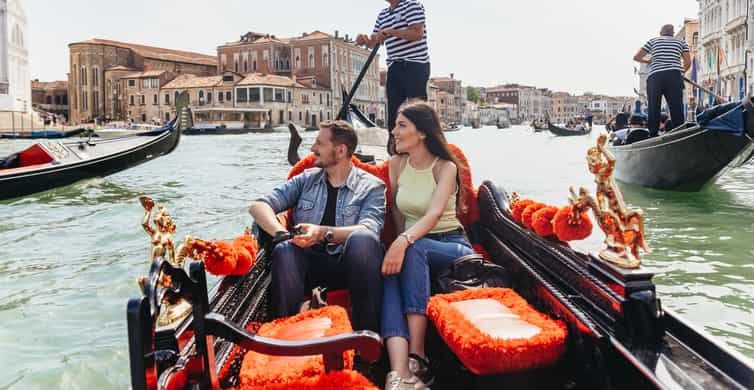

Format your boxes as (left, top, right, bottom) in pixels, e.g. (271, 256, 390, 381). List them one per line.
(548, 122, 591, 136)
(609, 127, 754, 191)
(0, 126, 180, 200)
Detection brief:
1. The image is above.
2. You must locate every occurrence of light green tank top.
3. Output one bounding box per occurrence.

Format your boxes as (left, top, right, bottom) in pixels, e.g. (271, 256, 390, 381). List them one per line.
(395, 157, 462, 234)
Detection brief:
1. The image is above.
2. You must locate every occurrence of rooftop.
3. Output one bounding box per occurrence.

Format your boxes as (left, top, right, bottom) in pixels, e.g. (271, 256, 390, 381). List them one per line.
(121, 70, 168, 79)
(70, 38, 217, 67)
(162, 74, 224, 89)
(31, 80, 68, 90)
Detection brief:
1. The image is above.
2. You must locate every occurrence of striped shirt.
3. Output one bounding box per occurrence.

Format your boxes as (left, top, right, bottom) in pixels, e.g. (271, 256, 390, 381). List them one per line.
(642, 36, 689, 77)
(373, 0, 430, 66)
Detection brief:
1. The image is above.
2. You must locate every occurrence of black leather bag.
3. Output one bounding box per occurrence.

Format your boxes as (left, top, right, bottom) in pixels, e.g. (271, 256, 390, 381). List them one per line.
(433, 253, 511, 294)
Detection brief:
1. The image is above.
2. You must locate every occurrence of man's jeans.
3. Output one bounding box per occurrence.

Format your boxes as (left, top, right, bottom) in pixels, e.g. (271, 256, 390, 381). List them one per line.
(270, 229, 384, 332)
(381, 232, 474, 339)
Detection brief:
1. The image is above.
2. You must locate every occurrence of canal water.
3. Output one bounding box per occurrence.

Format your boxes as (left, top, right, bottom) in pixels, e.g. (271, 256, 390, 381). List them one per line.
(0, 126, 752, 389)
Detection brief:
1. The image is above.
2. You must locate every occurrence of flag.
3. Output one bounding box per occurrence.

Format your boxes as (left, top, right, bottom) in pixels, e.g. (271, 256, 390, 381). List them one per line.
(691, 57, 698, 83)
(717, 46, 724, 75)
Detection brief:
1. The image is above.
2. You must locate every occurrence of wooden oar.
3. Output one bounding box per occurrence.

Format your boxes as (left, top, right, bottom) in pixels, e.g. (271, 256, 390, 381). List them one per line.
(337, 43, 381, 120)
(683, 76, 727, 104)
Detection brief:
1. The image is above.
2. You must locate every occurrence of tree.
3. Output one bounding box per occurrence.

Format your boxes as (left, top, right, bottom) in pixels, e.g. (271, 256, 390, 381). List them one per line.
(467, 86, 481, 104)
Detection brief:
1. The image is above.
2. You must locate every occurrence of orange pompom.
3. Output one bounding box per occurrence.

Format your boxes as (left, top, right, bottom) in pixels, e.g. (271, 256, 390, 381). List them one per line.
(511, 199, 535, 222)
(531, 206, 558, 237)
(552, 205, 593, 241)
(193, 240, 237, 275)
(231, 230, 259, 275)
(521, 203, 546, 228)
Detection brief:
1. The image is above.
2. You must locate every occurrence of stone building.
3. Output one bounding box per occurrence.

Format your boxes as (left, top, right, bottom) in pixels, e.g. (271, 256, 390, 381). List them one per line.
(68, 38, 217, 124)
(217, 30, 382, 124)
(550, 91, 578, 124)
(431, 74, 465, 124)
(160, 71, 330, 130)
(31, 80, 68, 118)
(676, 18, 700, 108)
(698, 0, 749, 103)
(0, 0, 30, 113)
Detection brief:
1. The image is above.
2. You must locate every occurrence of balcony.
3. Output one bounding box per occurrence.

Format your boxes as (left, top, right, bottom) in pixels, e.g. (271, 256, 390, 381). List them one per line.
(725, 15, 747, 32)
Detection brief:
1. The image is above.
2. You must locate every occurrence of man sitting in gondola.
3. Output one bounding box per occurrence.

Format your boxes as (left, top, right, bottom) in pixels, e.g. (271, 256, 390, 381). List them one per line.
(611, 114, 650, 146)
(248, 120, 386, 334)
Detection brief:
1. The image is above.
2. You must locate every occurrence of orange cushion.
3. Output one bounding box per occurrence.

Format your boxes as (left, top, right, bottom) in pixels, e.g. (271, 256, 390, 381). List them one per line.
(240, 369, 377, 390)
(427, 288, 567, 375)
(239, 306, 356, 388)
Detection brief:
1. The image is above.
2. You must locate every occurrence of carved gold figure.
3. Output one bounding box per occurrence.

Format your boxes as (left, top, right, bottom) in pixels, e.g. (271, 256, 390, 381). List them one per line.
(570, 134, 650, 268)
(139, 196, 192, 327)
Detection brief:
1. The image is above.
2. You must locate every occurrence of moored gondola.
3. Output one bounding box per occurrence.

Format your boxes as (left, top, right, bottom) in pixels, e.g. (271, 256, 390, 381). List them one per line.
(548, 120, 592, 136)
(0, 127, 87, 139)
(0, 120, 180, 200)
(609, 99, 754, 191)
(126, 106, 754, 390)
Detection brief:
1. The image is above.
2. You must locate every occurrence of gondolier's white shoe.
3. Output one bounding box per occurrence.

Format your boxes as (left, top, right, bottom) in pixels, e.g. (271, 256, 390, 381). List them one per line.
(385, 371, 429, 390)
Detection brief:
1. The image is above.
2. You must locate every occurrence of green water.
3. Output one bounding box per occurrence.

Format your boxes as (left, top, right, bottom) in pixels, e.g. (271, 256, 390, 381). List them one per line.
(0, 126, 752, 389)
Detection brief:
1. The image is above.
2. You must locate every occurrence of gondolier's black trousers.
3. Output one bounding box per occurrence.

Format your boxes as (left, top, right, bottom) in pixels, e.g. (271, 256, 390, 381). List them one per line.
(270, 230, 383, 332)
(647, 70, 684, 137)
(387, 61, 430, 154)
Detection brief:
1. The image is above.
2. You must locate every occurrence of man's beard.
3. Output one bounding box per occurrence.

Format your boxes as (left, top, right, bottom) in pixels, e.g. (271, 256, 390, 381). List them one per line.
(315, 150, 337, 168)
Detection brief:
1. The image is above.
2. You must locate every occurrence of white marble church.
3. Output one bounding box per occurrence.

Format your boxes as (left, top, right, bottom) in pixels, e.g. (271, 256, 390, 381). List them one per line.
(0, 0, 30, 113)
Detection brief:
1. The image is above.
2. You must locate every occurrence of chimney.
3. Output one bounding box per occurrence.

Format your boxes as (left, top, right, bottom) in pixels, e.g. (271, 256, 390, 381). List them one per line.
(335, 30, 339, 38)
(345, 34, 350, 42)
(302, 32, 306, 37)
(450, 73, 454, 79)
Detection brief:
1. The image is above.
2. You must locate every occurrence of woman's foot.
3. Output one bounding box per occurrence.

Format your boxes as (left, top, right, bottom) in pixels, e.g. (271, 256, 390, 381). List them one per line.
(408, 354, 435, 386)
(384, 371, 428, 390)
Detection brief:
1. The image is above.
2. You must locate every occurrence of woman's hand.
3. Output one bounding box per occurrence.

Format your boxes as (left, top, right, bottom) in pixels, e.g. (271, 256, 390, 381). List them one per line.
(382, 236, 409, 276)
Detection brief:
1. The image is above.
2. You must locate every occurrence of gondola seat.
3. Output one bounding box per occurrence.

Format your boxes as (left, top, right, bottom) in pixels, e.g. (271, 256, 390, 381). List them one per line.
(239, 305, 377, 389)
(427, 288, 567, 375)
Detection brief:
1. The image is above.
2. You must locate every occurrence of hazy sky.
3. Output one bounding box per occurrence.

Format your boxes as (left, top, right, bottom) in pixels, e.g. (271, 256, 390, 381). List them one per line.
(26, 0, 699, 96)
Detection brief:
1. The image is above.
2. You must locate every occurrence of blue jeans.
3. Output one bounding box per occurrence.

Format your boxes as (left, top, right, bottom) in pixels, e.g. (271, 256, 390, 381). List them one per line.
(270, 229, 384, 333)
(381, 232, 474, 339)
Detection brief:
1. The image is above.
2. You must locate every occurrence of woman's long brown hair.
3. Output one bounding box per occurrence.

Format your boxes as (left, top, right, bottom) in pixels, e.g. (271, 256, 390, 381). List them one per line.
(397, 99, 468, 213)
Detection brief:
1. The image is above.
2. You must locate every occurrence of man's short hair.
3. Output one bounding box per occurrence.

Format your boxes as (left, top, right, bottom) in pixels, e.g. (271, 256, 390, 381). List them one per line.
(660, 24, 674, 36)
(320, 120, 358, 156)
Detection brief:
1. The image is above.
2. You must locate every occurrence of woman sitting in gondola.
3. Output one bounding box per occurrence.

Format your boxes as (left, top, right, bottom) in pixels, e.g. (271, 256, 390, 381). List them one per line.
(381, 100, 474, 389)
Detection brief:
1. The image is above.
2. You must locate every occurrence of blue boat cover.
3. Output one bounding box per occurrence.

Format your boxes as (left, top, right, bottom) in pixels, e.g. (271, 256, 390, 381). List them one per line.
(696, 102, 744, 134)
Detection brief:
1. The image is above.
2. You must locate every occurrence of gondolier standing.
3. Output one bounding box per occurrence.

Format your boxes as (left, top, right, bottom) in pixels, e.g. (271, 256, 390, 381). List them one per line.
(357, 0, 430, 155)
(633, 24, 691, 137)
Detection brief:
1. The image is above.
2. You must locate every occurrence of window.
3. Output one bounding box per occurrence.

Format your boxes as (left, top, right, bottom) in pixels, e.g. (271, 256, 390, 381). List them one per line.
(287, 91, 292, 103)
(140, 95, 145, 105)
(234, 53, 240, 73)
(294, 48, 301, 69)
(223, 75, 234, 82)
(92, 67, 99, 86)
(322, 46, 329, 66)
(198, 90, 205, 105)
(274, 88, 285, 102)
(164, 94, 170, 105)
(219, 91, 224, 102)
(174, 91, 179, 103)
(237, 88, 248, 103)
(81, 66, 87, 86)
(128, 79, 135, 87)
(249, 88, 260, 102)
(221, 54, 227, 70)
(226, 91, 231, 101)
(288, 111, 292, 120)
(153, 94, 158, 105)
(319, 93, 323, 105)
(130, 95, 135, 105)
(308, 47, 315, 68)
(165, 112, 170, 122)
(243, 58, 248, 73)
(92, 91, 99, 114)
(263, 87, 273, 102)
(299, 111, 302, 121)
(207, 92, 212, 104)
(81, 90, 88, 111)
(46, 96, 52, 105)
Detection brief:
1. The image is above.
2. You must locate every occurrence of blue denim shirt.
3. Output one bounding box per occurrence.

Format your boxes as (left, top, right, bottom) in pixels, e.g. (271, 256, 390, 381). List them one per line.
(258, 166, 386, 250)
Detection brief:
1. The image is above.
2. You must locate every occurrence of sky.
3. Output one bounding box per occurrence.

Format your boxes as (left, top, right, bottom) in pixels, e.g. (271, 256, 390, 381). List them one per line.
(26, 0, 699, 96)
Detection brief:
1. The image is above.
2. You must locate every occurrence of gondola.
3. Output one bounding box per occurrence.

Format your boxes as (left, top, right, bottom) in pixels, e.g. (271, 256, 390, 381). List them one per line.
(609, 99, 754, 191)
(548, 121, 592, 136)
(0, 119, 180, 200)
(127, 105, 754, 390)
(496, 120, 511, 129)
(0, 127, 87, 139)
(125, 47, 754, 389)
(532, 122, 547, 132)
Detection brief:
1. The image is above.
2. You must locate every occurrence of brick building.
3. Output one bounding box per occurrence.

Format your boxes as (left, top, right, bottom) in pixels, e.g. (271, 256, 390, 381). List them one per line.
(217, 30, 382, 124)
(31, 80, 68, 118)
(431, 74, 465, 124)
(68, 38, 217, 124)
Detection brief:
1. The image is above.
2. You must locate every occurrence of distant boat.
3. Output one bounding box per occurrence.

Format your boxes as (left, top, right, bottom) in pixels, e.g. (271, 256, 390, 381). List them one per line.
(0, 128, 87, 139)
(0, 121, 180, 200)
(548, 121, 591, 136)
(609, 100, 754, 191)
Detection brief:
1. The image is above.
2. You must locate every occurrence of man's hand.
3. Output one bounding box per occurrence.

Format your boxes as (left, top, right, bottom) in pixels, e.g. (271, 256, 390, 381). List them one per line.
(379, 28, 396, 38)
(356, 34, 369, 46)
(292, 223, 325, 249)
(381, 237, 409, 276)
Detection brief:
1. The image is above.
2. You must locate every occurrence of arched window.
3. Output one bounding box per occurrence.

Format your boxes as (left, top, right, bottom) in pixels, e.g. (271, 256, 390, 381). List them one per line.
(198, 90, 205, 105)
(46, 96, 52, 105)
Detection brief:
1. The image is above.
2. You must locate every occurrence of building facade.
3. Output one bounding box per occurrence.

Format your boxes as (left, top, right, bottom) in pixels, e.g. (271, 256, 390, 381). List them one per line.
(31, 80, 68, 117)
(217, 30, 383, 125)
(676, 18, 700, 108)
(697, 0, 750, 104)
(68, 39, 217, 124)
(431, 74, 466, 124)
(0, 0, 30, 113)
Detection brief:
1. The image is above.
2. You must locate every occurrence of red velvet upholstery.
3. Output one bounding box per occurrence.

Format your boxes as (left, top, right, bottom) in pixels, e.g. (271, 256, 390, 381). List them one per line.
(18, 144, 53, 167)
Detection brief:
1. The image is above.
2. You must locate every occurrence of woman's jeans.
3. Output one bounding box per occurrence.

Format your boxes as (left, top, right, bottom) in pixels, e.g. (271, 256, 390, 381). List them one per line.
(381, 232, 474, 339)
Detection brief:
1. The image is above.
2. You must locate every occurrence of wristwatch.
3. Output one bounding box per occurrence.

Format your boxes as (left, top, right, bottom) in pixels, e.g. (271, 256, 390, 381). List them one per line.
(399, 232, 415, 245)
(324, 228, 335, 243)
